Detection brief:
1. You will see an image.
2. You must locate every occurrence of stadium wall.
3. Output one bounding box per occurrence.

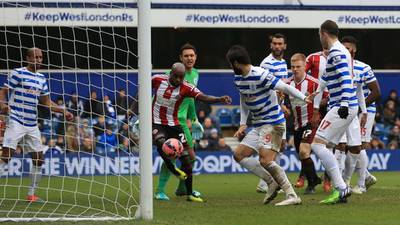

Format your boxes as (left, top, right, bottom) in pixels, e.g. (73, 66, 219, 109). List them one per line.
(3, 149, 400, 177)
(0, 70, 398, 105)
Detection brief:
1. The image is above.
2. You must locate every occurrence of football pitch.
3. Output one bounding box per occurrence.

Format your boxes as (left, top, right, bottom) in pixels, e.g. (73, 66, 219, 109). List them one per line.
(1, 172, 399, 225)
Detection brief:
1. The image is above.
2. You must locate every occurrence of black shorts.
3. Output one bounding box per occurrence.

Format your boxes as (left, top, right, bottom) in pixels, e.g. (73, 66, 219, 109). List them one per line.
(293, 123, 317, 153)
(152, 123, 188, 149)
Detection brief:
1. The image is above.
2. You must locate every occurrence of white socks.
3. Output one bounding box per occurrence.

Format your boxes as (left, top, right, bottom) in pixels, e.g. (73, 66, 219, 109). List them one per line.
(264, 161, 297, 198)
(356, 149, 368, 187)
(311, 143, 346, 189)
(238, 157, 275, 186)
(258, 179, 268, 190)
(334, 150, 346, 175)
(28, 165, 42, 196)
(343, 152, 360, 184)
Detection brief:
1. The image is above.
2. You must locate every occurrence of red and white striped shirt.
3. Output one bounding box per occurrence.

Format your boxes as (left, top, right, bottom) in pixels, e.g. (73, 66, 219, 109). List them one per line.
(305, 51, 327, 79)
(287, 75, 319, 130)
(152, 75, 202, 126)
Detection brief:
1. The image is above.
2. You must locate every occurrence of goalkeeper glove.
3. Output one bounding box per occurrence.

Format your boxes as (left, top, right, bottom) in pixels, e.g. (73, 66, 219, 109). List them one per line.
(191, 119, 204, 141)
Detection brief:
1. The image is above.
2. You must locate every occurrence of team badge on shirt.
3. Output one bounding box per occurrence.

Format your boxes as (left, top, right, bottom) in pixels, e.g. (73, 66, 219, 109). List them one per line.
(333, 55, 342, 63)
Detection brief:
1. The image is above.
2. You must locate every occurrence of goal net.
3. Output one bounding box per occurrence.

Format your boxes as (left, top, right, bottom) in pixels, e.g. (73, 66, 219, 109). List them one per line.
(0, 0, 152, 221)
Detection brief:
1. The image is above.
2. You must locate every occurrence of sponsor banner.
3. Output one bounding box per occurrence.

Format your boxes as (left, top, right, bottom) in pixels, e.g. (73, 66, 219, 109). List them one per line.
(8, 0, 400, 6)
(1, 8, 400, 28)
(3, 150, 399, 177)
(154, 9, 400, 29)
(0, 8, 136, 27)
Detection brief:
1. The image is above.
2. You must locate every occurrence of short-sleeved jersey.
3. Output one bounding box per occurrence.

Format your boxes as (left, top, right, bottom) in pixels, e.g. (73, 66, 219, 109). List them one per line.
(5, 67, 50, 127)
(305, 51, 327, 80)
(260, 53, 289, 80)
(323, 41, 357, 109)
(353, 60, 377, 113)
(287, 75, 319, 130)
(152, 74, 202, 126)
(234, 66, 284, 127)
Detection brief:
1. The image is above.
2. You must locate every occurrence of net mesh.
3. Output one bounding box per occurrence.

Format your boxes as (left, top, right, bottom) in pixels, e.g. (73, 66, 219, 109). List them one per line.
(0, 1, 140, 220)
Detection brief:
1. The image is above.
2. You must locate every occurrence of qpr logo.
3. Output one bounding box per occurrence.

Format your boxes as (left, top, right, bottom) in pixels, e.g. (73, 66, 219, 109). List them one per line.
(332, 55, 342, 63)
(249, 83, 257, 90)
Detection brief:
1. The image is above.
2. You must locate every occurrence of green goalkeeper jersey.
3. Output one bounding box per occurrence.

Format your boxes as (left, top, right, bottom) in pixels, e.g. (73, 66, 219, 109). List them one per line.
(178, 68, 199, 122)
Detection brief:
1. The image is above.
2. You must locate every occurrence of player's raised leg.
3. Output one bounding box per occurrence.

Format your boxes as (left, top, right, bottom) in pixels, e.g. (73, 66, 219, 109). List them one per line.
(232, 126, 280, 204)
(151, 62, 231, 202)
(156, 44, 202, 200)
(258, 123, 301, 206)
(153, 126, 188, 181)
(174, 120, 200, 197)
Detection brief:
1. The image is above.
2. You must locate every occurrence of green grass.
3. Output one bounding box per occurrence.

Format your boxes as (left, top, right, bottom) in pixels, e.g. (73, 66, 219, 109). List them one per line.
(1, 172, 400, 225)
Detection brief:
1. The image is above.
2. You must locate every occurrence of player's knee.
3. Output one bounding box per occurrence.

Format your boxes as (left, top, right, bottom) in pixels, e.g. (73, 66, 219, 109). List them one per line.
(312, 136, 326, 145)
(32, 158, 44, 167)
(259, 152, 274, 167)
(232, 148, 247, 162)
(299, 150, 310, 160)
(32, 153, 44, 166)
(232, 151, 242, 162)
(299, 143, 311, 159)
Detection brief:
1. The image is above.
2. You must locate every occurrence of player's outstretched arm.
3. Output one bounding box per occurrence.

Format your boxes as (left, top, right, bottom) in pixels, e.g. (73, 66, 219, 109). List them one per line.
(39, 95, 74, 121)
(274, 80, 308, 103)
(196, 93, 232, 105)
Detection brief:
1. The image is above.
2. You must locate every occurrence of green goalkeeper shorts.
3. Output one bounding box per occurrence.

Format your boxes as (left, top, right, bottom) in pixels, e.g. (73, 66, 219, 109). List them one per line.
(179, 118, 194, 149)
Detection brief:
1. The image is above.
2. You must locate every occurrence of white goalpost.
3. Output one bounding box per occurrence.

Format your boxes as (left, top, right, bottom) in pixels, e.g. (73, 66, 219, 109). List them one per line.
(0, 0, 152, 221)
(137, 0, 153, 220)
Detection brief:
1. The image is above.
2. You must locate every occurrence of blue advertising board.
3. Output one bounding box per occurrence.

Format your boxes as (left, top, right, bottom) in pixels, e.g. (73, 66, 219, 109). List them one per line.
(3, 149, 400, 177)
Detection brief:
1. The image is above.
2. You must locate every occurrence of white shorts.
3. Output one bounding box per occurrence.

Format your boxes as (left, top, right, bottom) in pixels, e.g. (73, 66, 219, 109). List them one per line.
(241, 122, 285, 153)
(338, 116, 362, 146)
(282, 129, 287, 140)
(2, 119, 45, 153)
(361, 112, 375, 143)
(315, 106, 358, 146)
